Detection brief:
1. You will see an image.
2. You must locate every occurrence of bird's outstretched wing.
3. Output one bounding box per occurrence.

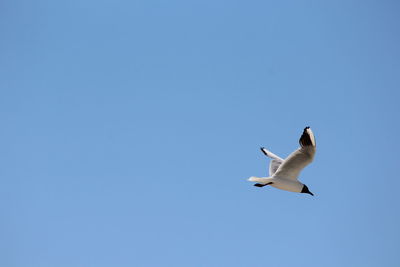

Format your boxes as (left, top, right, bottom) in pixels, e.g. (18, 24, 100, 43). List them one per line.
(260, 147, 284, 176)
(272, 127, 316, 181)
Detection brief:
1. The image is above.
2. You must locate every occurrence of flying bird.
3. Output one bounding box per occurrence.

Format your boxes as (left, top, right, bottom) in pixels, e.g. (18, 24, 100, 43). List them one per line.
(248, 127, 316, 196)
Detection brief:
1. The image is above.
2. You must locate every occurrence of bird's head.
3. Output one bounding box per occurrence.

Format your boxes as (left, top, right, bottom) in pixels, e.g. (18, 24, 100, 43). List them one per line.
(301, 184, 314, 196)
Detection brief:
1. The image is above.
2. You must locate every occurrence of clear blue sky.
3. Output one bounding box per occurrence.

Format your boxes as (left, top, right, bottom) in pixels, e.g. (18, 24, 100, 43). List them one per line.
(1, 1, 400, 266)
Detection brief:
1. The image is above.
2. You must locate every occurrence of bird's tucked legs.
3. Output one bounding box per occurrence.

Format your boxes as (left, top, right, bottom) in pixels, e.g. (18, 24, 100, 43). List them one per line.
(254, 182, 273, 187)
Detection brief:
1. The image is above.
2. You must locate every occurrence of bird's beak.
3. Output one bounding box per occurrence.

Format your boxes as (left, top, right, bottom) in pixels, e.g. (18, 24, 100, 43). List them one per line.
(308, 192, 314, 196)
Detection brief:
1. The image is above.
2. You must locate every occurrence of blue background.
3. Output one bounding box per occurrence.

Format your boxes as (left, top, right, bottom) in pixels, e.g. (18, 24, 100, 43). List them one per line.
(1, 1, 399, 266)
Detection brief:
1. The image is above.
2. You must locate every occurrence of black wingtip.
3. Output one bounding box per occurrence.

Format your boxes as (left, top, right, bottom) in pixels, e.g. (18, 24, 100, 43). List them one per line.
(260, 147, 268, 156)
(299, 126, 315, 147)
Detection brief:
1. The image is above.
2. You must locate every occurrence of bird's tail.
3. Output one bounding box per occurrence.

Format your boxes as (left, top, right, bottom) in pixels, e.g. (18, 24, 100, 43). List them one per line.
(248, 176, 272, 184)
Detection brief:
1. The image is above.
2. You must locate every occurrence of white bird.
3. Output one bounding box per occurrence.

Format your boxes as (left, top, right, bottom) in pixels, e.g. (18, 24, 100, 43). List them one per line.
(248, 127, 316, 196)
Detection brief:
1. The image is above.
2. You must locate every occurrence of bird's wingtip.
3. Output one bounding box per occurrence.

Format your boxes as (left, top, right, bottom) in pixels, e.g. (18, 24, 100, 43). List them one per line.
(260, 147, 268, 156)
(299, 126, 316, 147)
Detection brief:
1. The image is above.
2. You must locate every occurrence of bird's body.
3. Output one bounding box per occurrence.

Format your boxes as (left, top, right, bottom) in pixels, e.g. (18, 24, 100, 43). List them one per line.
(248, 127, 316, 195)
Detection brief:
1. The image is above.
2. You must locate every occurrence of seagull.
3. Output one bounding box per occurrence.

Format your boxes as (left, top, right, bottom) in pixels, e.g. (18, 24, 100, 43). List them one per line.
(248, 127, 316, 196)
